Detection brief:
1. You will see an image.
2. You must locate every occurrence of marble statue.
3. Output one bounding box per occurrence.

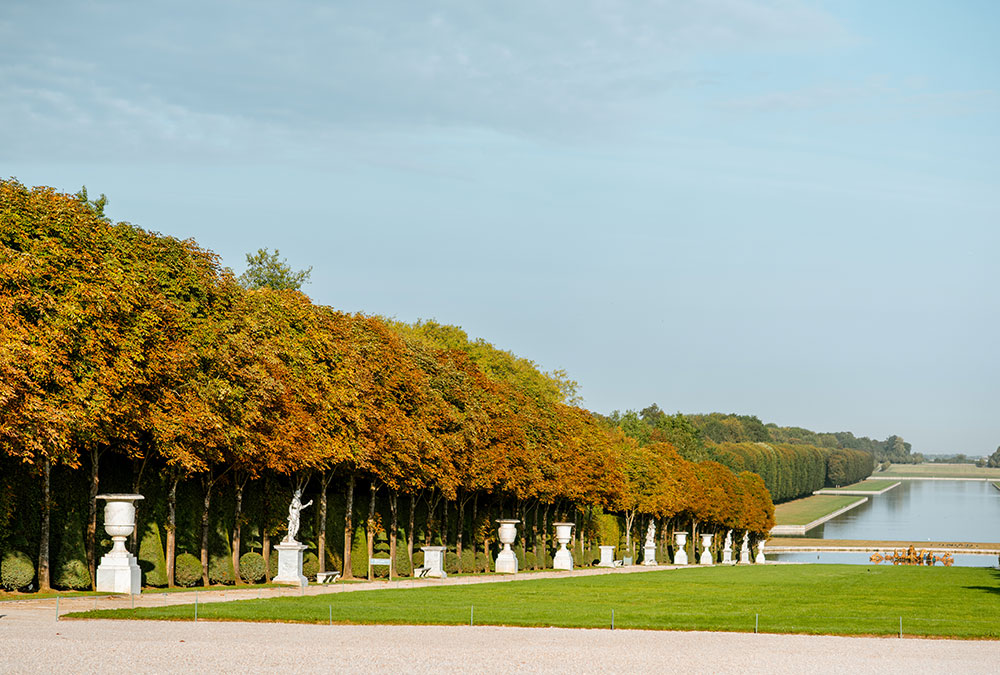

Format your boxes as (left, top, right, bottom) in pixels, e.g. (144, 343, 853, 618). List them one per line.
(645, 521, 656, 548)
(283, 488, 313, 544)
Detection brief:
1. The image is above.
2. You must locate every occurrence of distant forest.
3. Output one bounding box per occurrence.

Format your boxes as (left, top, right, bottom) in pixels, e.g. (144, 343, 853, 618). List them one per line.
(603, 406, 920, 466)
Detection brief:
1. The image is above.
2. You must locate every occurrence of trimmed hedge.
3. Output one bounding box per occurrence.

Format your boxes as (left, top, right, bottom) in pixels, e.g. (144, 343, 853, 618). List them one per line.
(209, 555, 235, 585)
(1, 551, 34, 590)
(56, 559, 90, 590)
(239, 552, 265, 583)
(174, 553, 202, 587)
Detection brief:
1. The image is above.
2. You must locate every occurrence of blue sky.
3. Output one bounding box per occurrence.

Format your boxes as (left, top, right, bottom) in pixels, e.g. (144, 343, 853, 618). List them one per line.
(2, 1, 997, 454)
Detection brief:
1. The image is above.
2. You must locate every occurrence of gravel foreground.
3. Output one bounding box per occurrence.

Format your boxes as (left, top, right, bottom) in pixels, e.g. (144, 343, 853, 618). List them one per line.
(0, 609, 997, 674)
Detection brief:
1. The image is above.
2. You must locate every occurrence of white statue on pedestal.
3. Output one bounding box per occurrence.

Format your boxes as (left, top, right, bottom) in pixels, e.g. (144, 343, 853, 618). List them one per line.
(283, 488, 313, 544)
(642, 521, 657, 566)
(274, 488, 312, 586)
(739, 532, 750, 564)
(722, 529, 734, 564)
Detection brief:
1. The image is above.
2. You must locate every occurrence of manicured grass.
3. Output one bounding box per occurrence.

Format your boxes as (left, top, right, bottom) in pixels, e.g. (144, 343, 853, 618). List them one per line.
(773, 495, 864, 526)
(879, 464, 1000, 478)
(66, 565, 1000, 639)
(819, 479, 896, 492)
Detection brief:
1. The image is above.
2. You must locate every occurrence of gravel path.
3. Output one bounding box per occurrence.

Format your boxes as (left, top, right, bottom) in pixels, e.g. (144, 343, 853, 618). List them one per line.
(1, 609, 997, 674)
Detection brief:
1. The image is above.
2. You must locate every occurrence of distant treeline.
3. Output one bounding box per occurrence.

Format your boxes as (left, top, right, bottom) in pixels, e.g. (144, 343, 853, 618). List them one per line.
(605, 407, 884, 501)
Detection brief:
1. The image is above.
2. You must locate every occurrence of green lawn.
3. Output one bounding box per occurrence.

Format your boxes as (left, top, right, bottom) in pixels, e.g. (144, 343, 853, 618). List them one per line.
(773, 495, 864, 525)
(879, 464, 1000, 478)
(66, 565, 1000, 639)
(819, 479, 897, 492)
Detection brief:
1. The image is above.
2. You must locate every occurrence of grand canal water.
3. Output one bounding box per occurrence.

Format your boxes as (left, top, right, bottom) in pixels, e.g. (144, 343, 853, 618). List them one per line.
(769, 480, 1000, 567)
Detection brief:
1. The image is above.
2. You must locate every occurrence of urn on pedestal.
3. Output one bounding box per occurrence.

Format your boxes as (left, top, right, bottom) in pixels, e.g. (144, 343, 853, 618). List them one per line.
(95, 494, 144, 594)
(495, 520, 520, 574)
(699, 533, 714, 565)
(552, 522, 574, 570)
(755, 539, 766, 564)
(673, 532, 688, 565)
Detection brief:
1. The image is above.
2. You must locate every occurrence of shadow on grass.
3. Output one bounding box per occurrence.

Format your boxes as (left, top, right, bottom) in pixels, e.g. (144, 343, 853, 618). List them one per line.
(963, 569, 1000, 596)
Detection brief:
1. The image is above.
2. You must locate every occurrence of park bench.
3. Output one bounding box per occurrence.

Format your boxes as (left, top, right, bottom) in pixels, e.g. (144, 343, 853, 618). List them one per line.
(412, 566, 431, 578)
(316, 571, 341, 584)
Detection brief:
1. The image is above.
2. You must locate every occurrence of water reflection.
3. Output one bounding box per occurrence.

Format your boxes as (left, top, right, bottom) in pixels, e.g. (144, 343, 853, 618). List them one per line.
(805, 480, 1000, 542)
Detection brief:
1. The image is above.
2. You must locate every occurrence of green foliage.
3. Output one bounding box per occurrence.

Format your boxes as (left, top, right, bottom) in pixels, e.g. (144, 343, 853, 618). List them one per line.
(239, 552, 265, 583)
(594, 513, 620, 546)
(138, 523, 168, 587)
(987, 447, 1000, 468)
(55, 559, 90, 590)
(174, 553, 202, 587)
(209, 555, 235, 585)
(475, 551, 492, 573)
(1, 551, 35, 590)
(444, 552, 461, 574)
(394, 547, 411, 577)
(238, 248, 311, 291)
(302, 552, 319, 579)
(350, 526, 368, 578)
(524, 551, 537, 570)
(458, 548, 474, 573)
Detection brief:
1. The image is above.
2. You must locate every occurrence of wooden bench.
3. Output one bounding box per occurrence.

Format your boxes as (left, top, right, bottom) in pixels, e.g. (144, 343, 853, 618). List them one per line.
(316, 571, 341, 584)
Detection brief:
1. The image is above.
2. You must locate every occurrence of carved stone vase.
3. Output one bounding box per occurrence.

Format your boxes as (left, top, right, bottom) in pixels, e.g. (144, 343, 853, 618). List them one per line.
(673, 532, 688, 566)
(699, 533, 714, 565)
(495, 520, 520, 574)
(96, 494, 144, 594)
(553, 522, 574, 570)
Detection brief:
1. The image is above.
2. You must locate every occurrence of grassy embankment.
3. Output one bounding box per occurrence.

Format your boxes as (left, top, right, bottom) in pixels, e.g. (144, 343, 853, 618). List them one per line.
(66, 565, 1000, 638)
(773, 495, 863, 526)
(879, 464, 1000, 479)
(817, 479, 897, 493)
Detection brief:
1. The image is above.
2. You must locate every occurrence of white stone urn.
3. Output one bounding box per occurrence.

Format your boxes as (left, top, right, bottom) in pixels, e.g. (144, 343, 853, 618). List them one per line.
(597, 545, 615, 567)
(673, 532, 688, 565)
(553, 522, 574, 570)
(699, 533, 714, 565)
(95, 494, 144, 594)
(755, 539, 766, 564)
(495, 519, 520, 574)
(739, 532, 750, 564)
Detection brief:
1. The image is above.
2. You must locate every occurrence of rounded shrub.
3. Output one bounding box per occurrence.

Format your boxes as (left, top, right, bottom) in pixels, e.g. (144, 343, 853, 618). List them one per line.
(174, 553, 202, 587)
(475, 551, 493, 573)
(1, 551, 34, 591)
(302, 552, 319, 579)
(239, 552, 265, 583)
(268, 550, 278, 578)
(459, 548, 475, 573)
(209, 555, 235, 585)
(444, 552, 460, 575)
(514, 546, 526, 570)
(524, 551, 537, 570)
(56, 559, 90, 590)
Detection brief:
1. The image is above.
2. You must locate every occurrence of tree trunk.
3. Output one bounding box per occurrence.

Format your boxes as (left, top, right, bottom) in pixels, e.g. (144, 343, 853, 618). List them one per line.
(691, 519, 699, 564)
(262, 475, 271, 582)
(342, 474, 355, 579)
(540, 502, 551, 568)
(232, 473, 246, 584)
(366, 481, 377, 581)
(129, 455, 148, 555)
(86, 447, 101, 589)
(317, 471, 332, 575)
(200, 473, 214, 587)
(407, 493, 416, 573)
(388, 491, 398, 580)
(469, 493, 478, 569)
(456, 491, 465, 571)
(440, 498, 449, 547)
(38, 458, 52, 592)
(166, 473, 178, 587)
(532, 501, 539, 569)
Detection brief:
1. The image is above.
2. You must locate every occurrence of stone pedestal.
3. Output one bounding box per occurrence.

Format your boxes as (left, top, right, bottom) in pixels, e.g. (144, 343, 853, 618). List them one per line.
(421, 546, 447, 578)
(553, 523, 574, 570)
(642, 521, 657, 566)
(699, 533, 714, 565)
(740, 532, 750, 564)
(95, 494, 144, 595)
(673, 532, 688, 566)
(597, 545, 615, 567)
(495, 520, 520, 574)
(273, 542, 308, 586)
(755, 539, 766, 564)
